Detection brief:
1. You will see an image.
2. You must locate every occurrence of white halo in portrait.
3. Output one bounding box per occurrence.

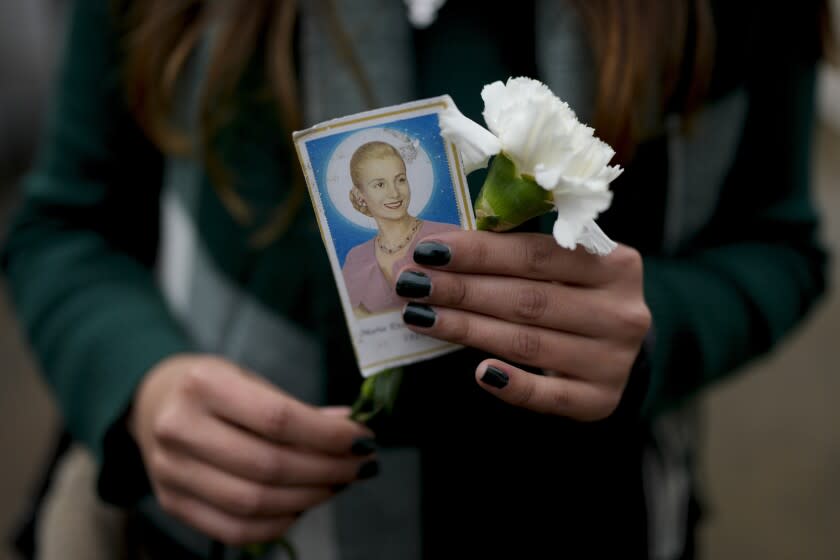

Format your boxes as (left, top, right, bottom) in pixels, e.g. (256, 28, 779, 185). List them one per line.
(325, 127, 435, 230)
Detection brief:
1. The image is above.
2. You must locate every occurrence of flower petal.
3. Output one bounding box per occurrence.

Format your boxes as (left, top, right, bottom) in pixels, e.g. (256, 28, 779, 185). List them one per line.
(439, 106, 502, 174)
(551, 188, 613, 250)
(576, 220, 618, 256)
(480, 80, 508, 134)
(481, 77, 578, 175)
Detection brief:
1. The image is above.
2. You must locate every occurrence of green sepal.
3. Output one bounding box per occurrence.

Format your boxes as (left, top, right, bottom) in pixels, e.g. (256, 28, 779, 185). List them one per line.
(475, 153, 554, 232)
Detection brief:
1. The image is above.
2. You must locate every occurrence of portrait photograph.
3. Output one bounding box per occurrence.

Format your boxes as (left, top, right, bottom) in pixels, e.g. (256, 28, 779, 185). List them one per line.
(294, 96, 475, 376)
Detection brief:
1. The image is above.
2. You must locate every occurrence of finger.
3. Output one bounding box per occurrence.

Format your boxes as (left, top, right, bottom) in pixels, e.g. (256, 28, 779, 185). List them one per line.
(153, 451, 336, 518)
(395, 268, 630, 338)
(320, 406, 353, 417)
(156, 486, 297, 547)
(474, 360, 621, 421)
(157, 413, 376, 487)
(413, 231, 614, 285)
(182, 363, 373, 454)
(402, 303, 632, 382)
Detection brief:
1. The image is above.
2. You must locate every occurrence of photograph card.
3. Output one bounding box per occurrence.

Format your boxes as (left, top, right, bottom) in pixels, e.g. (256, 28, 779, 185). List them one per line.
(293, 96, 475, 377)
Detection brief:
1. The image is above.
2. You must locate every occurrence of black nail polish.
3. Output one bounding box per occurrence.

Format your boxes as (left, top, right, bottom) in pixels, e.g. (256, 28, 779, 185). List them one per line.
(414, 242, 451, 266)
(357, 460, 380, 480)
(350, 437, 376, 456)
(396, 271, 431, 298)
(403, 303, 436, 328)
(480, 366, 509, 389)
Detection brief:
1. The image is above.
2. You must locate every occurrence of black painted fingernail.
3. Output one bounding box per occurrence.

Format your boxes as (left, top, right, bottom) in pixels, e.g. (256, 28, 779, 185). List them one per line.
(396, 271, 431, 298)
(480, 366, 509, 389)
(350, 437, 376, 456)
(403, 303, 436, 328)
(357, 460, 380, 480)
(414, 242, 451, 266)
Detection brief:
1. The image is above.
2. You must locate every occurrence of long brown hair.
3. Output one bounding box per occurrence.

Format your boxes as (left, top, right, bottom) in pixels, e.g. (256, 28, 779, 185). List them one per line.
(119, 1, 821, 242)
(571, 0, 715, 159)
(122, 0, 305, 245)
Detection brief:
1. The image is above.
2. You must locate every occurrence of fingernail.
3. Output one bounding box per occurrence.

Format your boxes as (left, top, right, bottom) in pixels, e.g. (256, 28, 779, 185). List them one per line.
(403, 303, 436, 328)
(357, 460, 380, 480)
(480, 366, 509, 389)
(350, 437, 376, 456)
(414, 242, 451, 266)
(396, 271, 431, 298)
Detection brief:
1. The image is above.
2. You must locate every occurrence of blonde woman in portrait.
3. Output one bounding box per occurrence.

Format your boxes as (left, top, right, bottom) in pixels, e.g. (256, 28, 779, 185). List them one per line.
(342, 141, 458, 316)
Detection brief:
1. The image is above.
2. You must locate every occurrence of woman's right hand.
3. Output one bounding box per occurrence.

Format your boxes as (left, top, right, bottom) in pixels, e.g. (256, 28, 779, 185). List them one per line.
(129, 354, 377, 546)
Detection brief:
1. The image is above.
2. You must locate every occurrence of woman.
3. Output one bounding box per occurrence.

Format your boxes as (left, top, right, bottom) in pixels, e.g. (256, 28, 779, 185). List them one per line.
(2, 0, 830, 558)
(342, 140, 458, 316)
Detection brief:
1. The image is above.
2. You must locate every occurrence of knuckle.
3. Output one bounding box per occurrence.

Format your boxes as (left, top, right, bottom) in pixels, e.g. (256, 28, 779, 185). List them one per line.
(592, 389, 622, 421)
(331, 463, 356, 486)
(252, 451, 284, 483)
(446, 314, 472, 345)
(611, 246, 643, 276)
(524, 236, 556, 274)
(514, 378, 536, 408)
(262, 402, 291, 438)
(444, 275, 468, 307)
(178, 366, 210, 399)
(549, 383, 571, 413)
(587, 345, 631, 388)
(513, 285, 549, 321)
(470, 237, 489, 269)
(223, 523, 253, 547)
(156, 489, 181, 516)
(510, 329, 541, 362)
(324, 430, 349, 454)
(148, 449, 171, 477)
(232, 487, 265, 517)
(152, 408, 183, 444)
(618, 303, 652, 337)
(604, 356, 632, 387)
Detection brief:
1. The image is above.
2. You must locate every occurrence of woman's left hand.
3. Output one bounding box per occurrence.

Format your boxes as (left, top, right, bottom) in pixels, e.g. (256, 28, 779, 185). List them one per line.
(395, 231, 651, 421)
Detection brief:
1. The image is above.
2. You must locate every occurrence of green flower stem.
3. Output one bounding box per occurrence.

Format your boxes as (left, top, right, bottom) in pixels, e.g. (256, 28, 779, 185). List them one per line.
(475, 153, 554, 232)
(350, 367, 404, 424)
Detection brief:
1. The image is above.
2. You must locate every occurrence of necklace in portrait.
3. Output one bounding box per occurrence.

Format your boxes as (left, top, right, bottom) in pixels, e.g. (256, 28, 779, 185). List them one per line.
(376, 218, 422, 255)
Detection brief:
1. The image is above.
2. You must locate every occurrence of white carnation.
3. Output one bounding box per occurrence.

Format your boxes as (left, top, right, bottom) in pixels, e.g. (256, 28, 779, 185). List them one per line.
(440, 77, 623, 255)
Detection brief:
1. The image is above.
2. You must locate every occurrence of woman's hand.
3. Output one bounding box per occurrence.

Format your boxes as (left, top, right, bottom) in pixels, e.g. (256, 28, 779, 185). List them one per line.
(129, 355, 377, 546)
(395, 231, 651, 421)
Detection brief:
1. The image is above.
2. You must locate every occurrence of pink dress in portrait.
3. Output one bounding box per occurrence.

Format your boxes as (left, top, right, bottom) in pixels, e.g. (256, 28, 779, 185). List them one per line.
(342, 220, 459, 314)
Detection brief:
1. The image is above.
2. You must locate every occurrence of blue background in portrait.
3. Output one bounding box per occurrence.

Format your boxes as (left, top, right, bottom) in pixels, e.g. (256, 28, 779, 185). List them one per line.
(304, 114, 461, 266)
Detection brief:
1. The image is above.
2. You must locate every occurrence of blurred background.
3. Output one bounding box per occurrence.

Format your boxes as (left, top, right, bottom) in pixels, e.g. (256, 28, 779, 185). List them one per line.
(0, 2, 838, 559)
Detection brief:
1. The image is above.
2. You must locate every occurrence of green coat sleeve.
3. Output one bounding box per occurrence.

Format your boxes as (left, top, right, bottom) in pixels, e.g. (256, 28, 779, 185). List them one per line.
(642, 30, 829, 415)
(2, 0, 192, 499)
